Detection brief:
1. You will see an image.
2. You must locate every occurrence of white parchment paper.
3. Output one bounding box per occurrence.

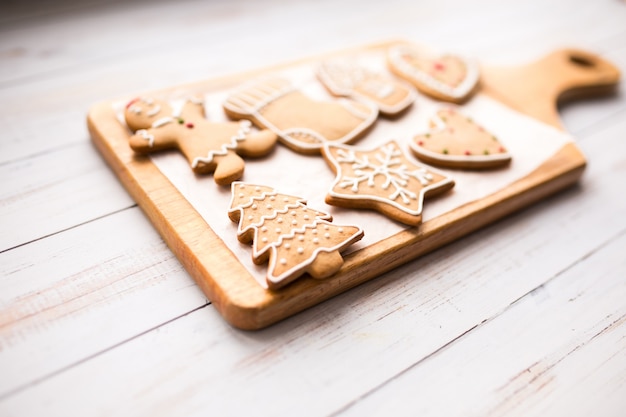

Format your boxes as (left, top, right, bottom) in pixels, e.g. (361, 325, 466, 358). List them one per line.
(114, 51, 573, 288)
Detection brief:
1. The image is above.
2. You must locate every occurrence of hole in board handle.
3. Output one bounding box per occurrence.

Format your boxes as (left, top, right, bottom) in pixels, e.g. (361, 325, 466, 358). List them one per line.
(568, 54, 595, 68)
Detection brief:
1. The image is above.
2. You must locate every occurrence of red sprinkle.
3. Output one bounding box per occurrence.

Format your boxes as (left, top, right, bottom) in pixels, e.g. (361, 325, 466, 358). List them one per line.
(465, 150, 471, 155)
(499, 147, 506, 152)
(434, 62, 445, 71)
(418, 140, 424, 146)
(186, 123, 194, 129)
(126, 97, 140, 109)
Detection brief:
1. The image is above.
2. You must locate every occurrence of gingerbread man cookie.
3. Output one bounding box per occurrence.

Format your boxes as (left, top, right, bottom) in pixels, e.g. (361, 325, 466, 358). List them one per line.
(229, 182, 364, 289)
(410, 108, 511, 169)
(388, 45, 479, 103)
(322, 140, 455, 226)
(317, 60, 416, 116)
(223, 77, 378, 154)
(125, 97, 277, 185)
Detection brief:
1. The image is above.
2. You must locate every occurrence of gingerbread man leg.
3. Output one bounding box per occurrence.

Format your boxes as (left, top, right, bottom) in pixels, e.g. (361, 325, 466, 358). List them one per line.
(212, 152, 246, 186)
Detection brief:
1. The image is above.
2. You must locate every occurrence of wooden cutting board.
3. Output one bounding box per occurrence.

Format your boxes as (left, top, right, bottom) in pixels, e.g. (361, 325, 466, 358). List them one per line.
(88, 40, 620, 330)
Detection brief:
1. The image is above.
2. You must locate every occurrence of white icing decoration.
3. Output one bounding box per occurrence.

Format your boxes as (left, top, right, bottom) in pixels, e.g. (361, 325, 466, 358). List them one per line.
(129, 105, 142, 114)
(409, 110, 512, 165)
(152, 117, 174, 128)
(388, 46, 479, 100)
(227, 182, 364, 286)
(191, 120, 252, 168)
(223, 77, 378, 152)
(136, 129, 155, 147)
(146, 105, 161, 117)
(317, 60, 416, 115)
(325, 141, 453, 217)
(335, 143, 433, 204)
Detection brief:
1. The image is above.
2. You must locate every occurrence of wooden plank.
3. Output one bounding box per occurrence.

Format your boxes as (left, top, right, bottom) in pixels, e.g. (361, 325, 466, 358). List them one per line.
(88, 39, 623, 329)
(0, 0, 624, 412)
(2, 1, 624, 166)
(0, 142, 135, 252)
(0, 207, 206, 396)
(1, 112, 624, 411)
(338, 234, 626, 417)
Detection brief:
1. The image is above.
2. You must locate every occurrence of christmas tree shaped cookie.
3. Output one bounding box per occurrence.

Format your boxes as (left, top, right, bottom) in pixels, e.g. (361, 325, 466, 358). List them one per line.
(388, 45, 479, 103)
(410, 108, 511, 169)
(223, 77, 378, 154)
(322, 140, 454, 226)
(229, 182, 364, 289)
(124, 97, 277, 185)
(317, 60, 416, 116)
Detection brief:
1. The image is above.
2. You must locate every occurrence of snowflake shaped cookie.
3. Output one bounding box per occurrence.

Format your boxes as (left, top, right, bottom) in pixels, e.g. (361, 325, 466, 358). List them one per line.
(322, 140, 455, 226)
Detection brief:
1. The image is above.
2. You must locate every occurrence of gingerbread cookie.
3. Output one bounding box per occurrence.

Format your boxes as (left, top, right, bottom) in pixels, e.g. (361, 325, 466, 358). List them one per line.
(223, 77, 378, 154)
(322, 140, 454, 226)
(124, 97, 277, 185)
(410, 108, 511, 169)
(317, 60, 416, 116)
(229, 182, 364, 289)
(388, 45, 479, 103)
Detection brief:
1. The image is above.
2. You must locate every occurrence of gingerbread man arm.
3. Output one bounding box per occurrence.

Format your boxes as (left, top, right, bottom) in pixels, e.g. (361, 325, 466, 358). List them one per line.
(128, 125, 179, 153)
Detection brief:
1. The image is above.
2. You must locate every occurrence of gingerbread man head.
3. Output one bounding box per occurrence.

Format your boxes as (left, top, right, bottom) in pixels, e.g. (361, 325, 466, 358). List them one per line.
(123, 96, 278, 185)
(124, 97, 174, 131)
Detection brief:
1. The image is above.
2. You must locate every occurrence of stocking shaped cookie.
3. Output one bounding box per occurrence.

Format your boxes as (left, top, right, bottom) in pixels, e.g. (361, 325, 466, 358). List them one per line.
(223, 77, 378, 154)
(322, 140, 455, 226)
(124, 97, 277, 185)
(229, 182, 364, 289)
(317, 60, 416, 116)
(388, 45, 479, 103)
(410, 108, 511, 169)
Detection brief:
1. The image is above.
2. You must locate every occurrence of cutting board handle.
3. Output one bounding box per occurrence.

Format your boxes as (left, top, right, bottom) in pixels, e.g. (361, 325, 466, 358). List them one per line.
(482, 48, 621, 129)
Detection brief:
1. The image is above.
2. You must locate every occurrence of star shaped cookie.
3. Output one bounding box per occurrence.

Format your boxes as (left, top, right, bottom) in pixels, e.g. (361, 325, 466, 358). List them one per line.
(322, 140, 455, 226)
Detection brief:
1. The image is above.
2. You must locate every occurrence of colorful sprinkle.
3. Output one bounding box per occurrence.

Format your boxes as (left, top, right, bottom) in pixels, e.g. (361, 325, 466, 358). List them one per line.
(185, 122, 194, 128)
(443, 148, 449, 154)
(125, 98, 140, 109)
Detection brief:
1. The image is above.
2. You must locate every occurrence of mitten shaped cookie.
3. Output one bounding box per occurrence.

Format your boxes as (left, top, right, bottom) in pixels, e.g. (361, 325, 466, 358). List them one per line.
(125, 97, 277, 185)
(229, 182, 364, 289)
(322, 140, 455, 226)
(317, 60, 416, 116)
(410, 108, 511, 169)
(223, 77, 378, 154)
(388, 45, 479, 103)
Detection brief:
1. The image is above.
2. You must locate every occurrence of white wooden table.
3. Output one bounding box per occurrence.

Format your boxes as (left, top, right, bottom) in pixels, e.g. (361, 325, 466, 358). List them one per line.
(1, 0, 625, 415)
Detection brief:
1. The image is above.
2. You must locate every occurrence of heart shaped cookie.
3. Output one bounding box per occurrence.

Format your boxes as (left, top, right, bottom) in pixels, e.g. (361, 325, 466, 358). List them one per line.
(388, 45, 479, 103)
(410, 108, 511, 169)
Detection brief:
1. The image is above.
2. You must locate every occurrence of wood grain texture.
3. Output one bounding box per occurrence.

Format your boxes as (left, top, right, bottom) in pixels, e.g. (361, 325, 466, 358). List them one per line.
(88, 41, 618, 329)
(1, 0, 625, 415)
